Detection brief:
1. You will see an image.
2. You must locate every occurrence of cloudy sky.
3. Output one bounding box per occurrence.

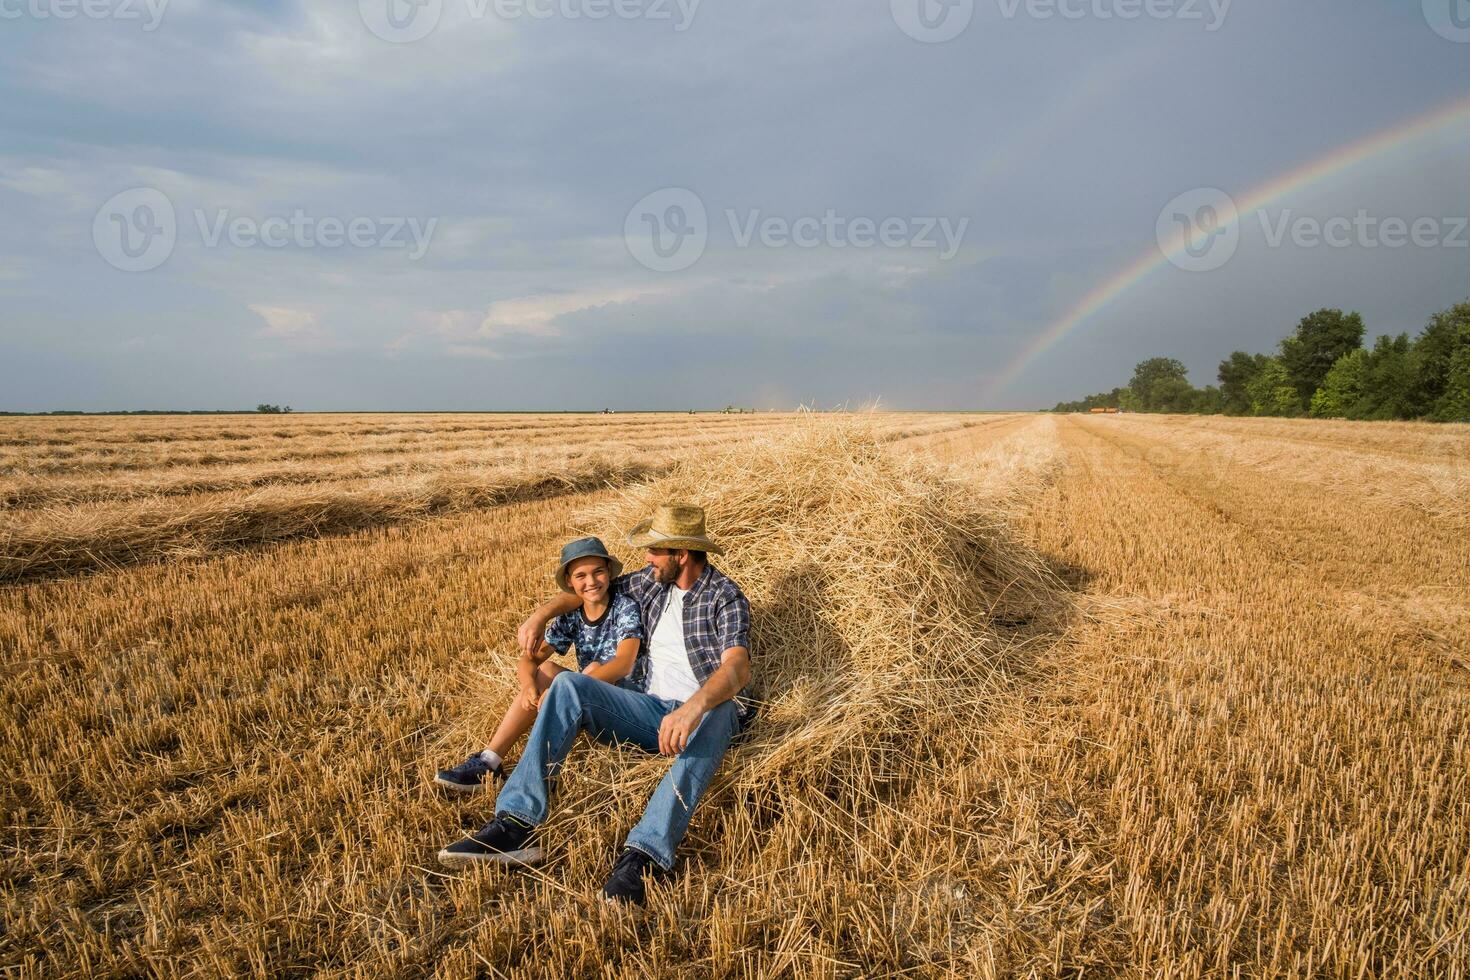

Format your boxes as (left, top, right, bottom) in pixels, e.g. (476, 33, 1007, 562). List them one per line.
(2, 0, 1467, 411)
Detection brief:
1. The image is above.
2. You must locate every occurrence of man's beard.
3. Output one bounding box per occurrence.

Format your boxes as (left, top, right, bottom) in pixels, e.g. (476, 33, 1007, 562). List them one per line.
(654, 561, 679, 585)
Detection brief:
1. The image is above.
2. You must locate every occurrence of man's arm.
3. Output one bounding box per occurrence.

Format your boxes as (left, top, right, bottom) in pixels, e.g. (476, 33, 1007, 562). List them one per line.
(517, 593, 581, 656)
(657, 646, 751, 756)
(516, 569, 651, 657)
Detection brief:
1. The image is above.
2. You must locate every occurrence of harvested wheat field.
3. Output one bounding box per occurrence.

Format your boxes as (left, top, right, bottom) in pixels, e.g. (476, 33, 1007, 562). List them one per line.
(1, 411, 1467, 977)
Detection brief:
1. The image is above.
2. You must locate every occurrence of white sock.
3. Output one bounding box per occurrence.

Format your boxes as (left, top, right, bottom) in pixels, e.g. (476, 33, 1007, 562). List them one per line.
(480, 749, 502, 769)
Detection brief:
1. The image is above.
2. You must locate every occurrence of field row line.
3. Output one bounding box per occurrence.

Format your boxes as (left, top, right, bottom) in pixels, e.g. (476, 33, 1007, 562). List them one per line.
(0, 417, 998, 585)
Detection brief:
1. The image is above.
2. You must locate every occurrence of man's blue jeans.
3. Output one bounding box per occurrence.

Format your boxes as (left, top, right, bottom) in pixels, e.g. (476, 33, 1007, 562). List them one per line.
(494, 671, 741, 870)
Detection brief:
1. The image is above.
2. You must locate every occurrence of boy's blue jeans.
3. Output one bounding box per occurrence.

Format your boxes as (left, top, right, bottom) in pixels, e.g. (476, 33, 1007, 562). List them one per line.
(494, 670, 741, 870)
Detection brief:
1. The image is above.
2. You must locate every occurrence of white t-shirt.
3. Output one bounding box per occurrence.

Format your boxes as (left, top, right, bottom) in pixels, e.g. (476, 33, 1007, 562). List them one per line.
(644, 586, 701, 703)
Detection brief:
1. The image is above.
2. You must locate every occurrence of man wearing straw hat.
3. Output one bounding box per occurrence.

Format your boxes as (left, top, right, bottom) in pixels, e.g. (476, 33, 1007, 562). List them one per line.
(437, 503, 753, 907)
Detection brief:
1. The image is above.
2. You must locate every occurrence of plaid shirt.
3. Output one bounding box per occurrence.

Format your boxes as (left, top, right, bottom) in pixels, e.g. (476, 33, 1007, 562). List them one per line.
(616, 563, 754, 721)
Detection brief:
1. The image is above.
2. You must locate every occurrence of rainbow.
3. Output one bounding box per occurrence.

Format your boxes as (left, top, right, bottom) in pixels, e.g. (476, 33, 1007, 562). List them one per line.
(983, 93, 1470, 404)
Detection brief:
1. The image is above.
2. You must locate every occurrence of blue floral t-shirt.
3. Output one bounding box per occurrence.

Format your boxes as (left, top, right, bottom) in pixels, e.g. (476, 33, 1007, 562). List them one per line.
(543, 589, 648, 692)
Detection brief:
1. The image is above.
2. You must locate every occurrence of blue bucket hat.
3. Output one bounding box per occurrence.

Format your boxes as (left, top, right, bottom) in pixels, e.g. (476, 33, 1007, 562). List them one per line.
(555, 537, 622, 593)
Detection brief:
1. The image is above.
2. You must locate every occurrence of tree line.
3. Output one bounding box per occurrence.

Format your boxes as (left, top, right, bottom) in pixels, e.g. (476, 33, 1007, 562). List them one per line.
(1050, 301, 1470, 422)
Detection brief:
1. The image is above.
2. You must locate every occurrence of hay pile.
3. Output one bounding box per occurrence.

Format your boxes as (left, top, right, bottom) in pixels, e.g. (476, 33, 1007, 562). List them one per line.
(462, 415, 1067, 949)
(581, 415, 1059, 791)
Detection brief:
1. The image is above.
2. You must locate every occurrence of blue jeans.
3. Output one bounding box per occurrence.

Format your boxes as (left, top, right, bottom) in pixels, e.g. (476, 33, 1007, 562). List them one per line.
(494, 671, 741, 870)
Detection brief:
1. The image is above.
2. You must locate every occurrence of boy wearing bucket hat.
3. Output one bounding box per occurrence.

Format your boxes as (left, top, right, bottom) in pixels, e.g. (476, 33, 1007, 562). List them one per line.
(438, 503, 753, 907)
(433, 537, 647, 794)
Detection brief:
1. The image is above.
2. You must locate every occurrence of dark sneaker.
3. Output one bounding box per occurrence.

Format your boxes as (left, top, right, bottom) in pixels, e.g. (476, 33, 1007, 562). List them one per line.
(434, 753, 501, 794)
(437, 816, 543, 869)
(602, 848, 665, 906)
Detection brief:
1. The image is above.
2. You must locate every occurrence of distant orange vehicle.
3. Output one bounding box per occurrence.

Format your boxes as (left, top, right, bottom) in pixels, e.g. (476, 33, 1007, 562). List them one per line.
(1089, 407, 1120, 414)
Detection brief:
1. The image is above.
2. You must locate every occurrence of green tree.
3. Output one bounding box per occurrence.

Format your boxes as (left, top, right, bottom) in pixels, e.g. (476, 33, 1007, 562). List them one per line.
(1279, 309, 1366, 404)
(1189, 385, 1224, 415)
(1409, 301, 1470, 416)
(1434, 342, 1470, 422)
(1150, 377, 1198, 413)
(1128, 357, 1190, 412)
(1051, 387, 1127, 413)
(1309, 348, 1368, 418)
(1357, 334, 1416, 420)
(1218, 351, 1271, 415)
(1245, 357, 1300, 416)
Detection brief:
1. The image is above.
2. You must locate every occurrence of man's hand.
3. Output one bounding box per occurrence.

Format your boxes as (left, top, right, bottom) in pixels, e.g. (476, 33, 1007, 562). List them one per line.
(658, 702, 704, 756)
(655, 647, 749, 755)
(517, 613, 546, 658)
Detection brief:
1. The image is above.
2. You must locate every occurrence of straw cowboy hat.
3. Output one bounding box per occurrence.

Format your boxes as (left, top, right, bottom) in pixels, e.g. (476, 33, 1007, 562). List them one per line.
(626, 502, 725, 555)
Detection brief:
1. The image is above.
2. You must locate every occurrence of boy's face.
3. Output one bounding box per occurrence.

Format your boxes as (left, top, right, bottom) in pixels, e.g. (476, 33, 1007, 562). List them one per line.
(565, 556, 611, 603)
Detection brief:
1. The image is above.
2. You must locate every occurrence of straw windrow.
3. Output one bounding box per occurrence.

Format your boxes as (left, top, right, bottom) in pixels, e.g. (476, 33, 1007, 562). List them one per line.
(0, 413, 989, 582)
